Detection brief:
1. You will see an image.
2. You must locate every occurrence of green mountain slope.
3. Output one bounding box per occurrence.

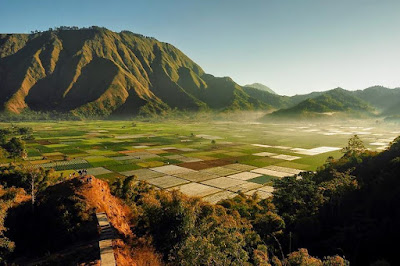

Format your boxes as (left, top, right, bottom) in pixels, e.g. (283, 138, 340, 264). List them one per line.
(289, 91, 325, 105)
(353, 86, 400, 112)
(267, 88, 375, 119)
(1, 27, 397, 119)
(244, 83, 276, 94)
(383, 101, 400, 117)
(0, 27, 274, 117)
(242, 86, 292, 110)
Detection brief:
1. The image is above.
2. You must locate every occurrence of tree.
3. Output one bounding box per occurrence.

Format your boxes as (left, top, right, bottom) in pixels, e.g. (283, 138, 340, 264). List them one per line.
(136, 190, 257, 264)
(285, 248, 323, 265)
(16, 127, 32, 135)
(4, 138, 26, 162)
(273, 175, 324, 226)
(341, 135, 366, 157)
(0, 129, 10, 145)
(24, 165, 41, 212)
(0, 148, 8, 159)
(253, 211, 285, 240)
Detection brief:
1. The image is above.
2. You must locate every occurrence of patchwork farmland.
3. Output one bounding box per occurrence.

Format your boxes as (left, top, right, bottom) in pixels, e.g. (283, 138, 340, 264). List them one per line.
(1, 120, 398, 203)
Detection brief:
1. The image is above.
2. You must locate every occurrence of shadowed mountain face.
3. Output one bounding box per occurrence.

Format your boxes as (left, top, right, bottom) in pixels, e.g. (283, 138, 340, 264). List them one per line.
(0, 27, 278, 117)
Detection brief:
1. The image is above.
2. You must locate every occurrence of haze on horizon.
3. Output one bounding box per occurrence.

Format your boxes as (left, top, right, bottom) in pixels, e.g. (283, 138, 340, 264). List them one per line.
(1, 0, 399, 96)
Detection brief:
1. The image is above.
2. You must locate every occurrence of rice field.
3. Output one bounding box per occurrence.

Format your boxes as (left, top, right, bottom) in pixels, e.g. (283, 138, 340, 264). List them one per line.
(1, 119, 398, 202)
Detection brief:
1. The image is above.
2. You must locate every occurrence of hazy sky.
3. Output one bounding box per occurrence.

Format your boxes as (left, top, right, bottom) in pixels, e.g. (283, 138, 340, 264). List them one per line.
(1, 0, 399, 95)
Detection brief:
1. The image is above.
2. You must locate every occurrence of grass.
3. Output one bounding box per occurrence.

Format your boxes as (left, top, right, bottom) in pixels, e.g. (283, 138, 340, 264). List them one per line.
(248, 175, 279, 185)
(239, 156, 282, 167)
(53, 162, 92, 171)
(45, 144, 69, 149)
(36, 145, 55, 153)
(105, 163, 141, 172)
(89, 160, 121, 168)
(59, 148, 83, 154)
(42, 152, 64, 157)
(56, 169, 77, 177)
(293, 150, 343, 171)
(96, 172, 125, 183)
(27, 148, 41, 157)
(275, 161, 310, 170)
(137, 161, 164, 168)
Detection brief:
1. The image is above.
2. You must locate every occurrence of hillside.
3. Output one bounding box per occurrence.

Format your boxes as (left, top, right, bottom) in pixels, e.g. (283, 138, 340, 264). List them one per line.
(267, 88, 375, 119)
(3, 175, 160, 265)
(0, 27, 276, 117)
(353, 86, 400, 112)
(383, 101, 400, 118)
(1, 27, 398, 119)
(244, 83, 276, 94)
(272, 136, 400, 265)
(242, 86, 292, 110)
(290, 90, 325, 105)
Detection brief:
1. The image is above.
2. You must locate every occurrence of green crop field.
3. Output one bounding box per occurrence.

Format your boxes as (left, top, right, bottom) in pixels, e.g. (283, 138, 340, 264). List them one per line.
(1, 119, 398, 202)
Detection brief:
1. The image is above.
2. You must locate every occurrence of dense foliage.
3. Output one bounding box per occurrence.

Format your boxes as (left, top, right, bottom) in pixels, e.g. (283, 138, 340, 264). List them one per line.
(5, 179, 96, 258)
(0, 126, 31, 161)
(0, 185, 27, 263)
(272, 135, 400, 265)
(0, 165, 97, 262)
(113, 179, 271, 265)
(112, 177, 348, 265)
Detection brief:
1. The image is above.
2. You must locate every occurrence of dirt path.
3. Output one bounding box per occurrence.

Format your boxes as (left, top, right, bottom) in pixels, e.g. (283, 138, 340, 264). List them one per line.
(96, 212, 116, 266)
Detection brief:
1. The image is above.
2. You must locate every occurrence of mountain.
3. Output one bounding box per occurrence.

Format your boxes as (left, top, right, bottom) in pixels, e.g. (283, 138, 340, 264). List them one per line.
(289, 91, 325, 105)
(353, 86, 400, 113)
(242, 86, 292, 110)
(244, 83, 276, 94)
(383, 102, 400, 117)
(0, 27, 277, 117)
(1, 27, 397, 119)
(267, 88, 375, 119)
(355, 86, 400, 121)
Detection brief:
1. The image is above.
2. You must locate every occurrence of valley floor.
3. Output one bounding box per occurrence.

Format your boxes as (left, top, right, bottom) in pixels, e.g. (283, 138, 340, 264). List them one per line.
(1, 119, 397, 202)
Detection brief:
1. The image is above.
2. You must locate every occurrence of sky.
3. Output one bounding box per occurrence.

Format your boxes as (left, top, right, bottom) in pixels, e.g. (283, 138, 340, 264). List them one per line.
(0, 0, 399, 95)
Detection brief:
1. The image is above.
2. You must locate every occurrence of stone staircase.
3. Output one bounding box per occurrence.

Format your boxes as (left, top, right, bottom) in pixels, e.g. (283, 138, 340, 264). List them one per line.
(96, 212, 116, 266)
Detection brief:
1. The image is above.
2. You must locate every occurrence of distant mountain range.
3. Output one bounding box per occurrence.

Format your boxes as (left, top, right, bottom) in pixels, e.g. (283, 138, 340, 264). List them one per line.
(266, 86, 400, 120)
(267, 88, 375, 119)
(244, 83, 276, 94)
(0, 27, 398, 119)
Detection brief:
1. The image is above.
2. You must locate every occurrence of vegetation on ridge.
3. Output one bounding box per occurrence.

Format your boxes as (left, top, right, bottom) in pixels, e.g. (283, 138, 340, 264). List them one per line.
(0, 27, 279, 118)
(267, 88, 375, 119)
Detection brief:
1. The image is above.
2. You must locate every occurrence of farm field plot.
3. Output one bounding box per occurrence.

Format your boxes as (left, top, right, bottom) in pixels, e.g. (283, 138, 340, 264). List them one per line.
(202, 191, 237, 204)
(227, 172, 262, 181)
(201, 177, 246, 189)
(147, 175, 190, 188)
(2, 119, 398, 203)
(172, 183, 222, 197)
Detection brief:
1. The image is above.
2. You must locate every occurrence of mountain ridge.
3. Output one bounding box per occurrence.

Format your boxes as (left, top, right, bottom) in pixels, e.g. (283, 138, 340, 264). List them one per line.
(266, 88, 376, 119)
(0, 27, 398, 119)
(244, 83, 276, 94)
(0, 27, 274, 117)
